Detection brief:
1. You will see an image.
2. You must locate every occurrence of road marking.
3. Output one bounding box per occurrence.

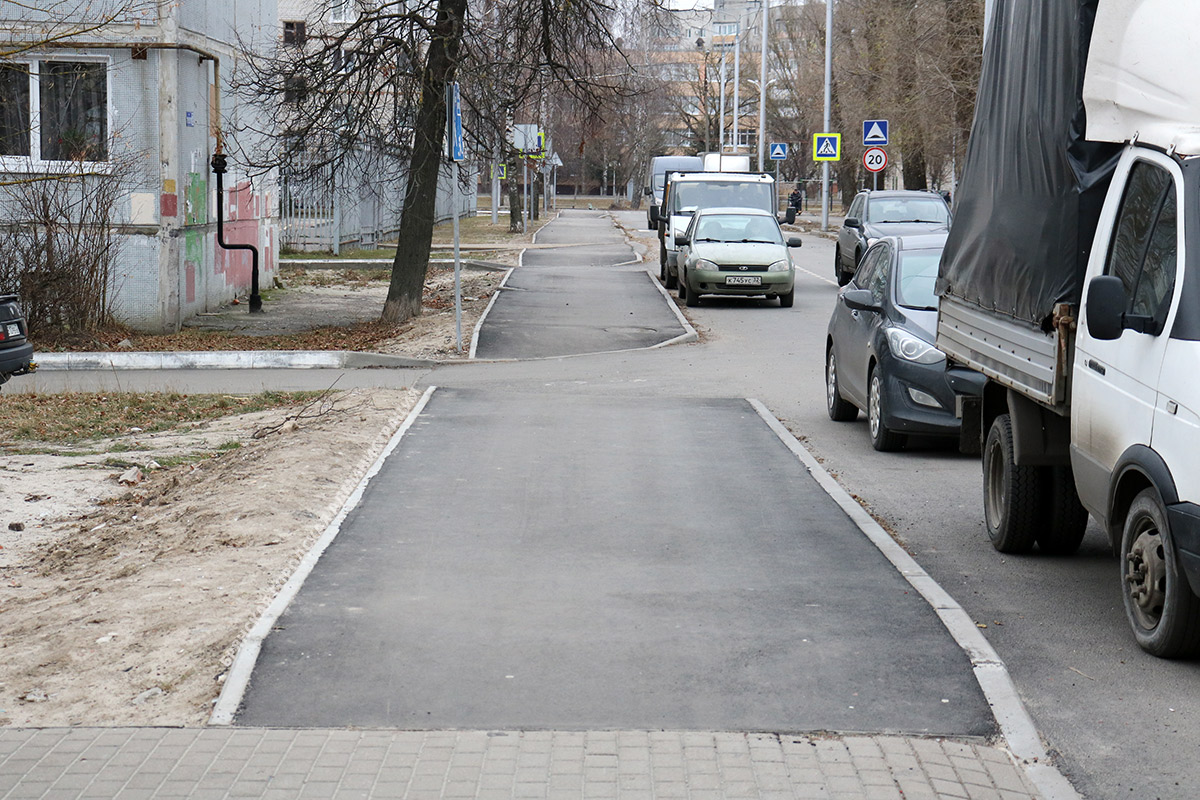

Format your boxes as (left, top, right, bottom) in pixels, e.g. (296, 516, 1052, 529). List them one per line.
(210, 386, 439, 726)
(798, 265, 839, 286)
(748, 399, 1081, 800)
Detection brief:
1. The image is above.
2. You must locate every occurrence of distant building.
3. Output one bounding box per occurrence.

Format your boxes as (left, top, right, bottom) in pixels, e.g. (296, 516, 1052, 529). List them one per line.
(0, 1, 279, 332)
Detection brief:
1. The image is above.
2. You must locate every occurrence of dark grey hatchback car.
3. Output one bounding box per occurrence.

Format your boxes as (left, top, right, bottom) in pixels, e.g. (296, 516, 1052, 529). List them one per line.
(834, 190, 951, 285)
(0, 294, 34, 387)
(824, 234, 983, 451)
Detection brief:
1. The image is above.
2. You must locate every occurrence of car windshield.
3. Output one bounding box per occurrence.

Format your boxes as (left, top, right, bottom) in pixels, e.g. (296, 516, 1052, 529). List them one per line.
(867, 197, 949, 224)
(693, 214, 782, 244)
(895, 250, 942, 309)
(672, 181, 774, 215)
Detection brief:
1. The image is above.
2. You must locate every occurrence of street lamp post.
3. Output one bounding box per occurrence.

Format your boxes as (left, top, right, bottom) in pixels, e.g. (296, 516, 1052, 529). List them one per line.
(757, 0, 769, 171)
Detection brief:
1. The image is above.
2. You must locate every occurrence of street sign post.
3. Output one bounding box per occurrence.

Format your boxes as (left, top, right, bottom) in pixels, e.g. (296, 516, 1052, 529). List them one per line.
(447, 82, 464, 351)
(768, 142, 789, 160)
(813, 133, 841, 161)
(863, 146, 887, 190)
(863, 119, 889, 146)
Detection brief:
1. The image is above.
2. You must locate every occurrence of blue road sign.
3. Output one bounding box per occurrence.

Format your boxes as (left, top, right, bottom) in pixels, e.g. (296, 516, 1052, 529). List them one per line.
(768, 142, 789, 160)
(863, 119, 889, 146)
(449, 82, 465, 162)
(812, 133, 841, 161)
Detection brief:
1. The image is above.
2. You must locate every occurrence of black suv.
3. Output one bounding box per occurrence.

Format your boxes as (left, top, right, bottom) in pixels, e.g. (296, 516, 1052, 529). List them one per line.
(834, 190, 951, 285)
(0, 294, 34, 386)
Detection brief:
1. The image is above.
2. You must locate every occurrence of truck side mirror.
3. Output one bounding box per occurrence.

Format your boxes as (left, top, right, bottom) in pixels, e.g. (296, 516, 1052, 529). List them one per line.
(787, 237, 803, 248)
(644, 186, 651, 196)
(1085, 275, 1126, 341)
(781, 208, 797, 225)
(649, 205, 660, 223)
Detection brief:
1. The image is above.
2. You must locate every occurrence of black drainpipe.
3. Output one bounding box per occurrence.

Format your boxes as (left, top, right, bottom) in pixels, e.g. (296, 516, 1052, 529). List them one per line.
(211, 152, 263, 313)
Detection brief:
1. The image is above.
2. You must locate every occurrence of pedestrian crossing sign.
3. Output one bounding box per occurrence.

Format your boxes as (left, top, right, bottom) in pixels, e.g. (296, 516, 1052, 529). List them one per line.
(493, 163, 507, 180)
(769, 142, 788, 160)
(813, 133, 841, 161)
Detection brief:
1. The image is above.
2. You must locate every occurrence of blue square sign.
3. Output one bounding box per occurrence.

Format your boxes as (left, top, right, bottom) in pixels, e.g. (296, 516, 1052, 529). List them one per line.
(768, 142, 788, 160)
(863, 119, 889, 146)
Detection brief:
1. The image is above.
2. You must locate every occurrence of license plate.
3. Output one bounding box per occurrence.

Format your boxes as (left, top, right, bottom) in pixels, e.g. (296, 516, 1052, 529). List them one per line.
(725, 275, 761, 286)
(5, 323, 18, 338)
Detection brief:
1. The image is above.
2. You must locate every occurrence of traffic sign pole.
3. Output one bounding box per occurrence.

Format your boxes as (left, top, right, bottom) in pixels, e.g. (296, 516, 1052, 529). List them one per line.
(448, 82, 465, 352)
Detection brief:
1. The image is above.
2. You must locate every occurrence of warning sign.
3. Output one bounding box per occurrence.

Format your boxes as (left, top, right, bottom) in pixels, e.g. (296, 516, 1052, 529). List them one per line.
(812, 133, 841, 162)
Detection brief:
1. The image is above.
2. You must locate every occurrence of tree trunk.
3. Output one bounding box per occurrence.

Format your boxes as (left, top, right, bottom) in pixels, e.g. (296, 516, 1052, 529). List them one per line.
(381, 0, 468, 324)
(532, 170, 541, 221)
(507, 152, 522, 232)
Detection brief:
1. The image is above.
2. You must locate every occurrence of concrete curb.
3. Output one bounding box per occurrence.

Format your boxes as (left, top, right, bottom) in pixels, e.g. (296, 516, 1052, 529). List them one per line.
(32, 350, 437, 370)
(747, 399, 1081, 800)
(644, 268, 699, 347)
(209, 386, 439, 725)
(470, 267, 515, 360)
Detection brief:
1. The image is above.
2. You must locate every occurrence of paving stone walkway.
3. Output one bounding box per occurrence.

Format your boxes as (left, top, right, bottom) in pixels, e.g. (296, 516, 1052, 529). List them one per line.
(0, 728, 1039, 799)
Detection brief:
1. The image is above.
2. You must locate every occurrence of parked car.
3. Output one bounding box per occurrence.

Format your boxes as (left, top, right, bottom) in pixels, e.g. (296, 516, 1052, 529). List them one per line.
(0, 294, 34, 386)
(825, 233, 983, 450)
(834, 190, 951, 286)
(674, 207, 802, 308)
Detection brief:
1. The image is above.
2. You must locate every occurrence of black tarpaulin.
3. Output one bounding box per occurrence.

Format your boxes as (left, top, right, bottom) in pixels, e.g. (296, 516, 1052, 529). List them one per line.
(938, 0, 1121, 329)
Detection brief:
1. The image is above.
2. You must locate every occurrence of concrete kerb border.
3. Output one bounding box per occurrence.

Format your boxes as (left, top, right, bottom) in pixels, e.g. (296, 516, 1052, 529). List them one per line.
(32, 351, 437, 370)
(209, 385, 439, 726)
(644, 269, 698, 348)
(747, 399, 1081, 800)
(469, 267, 515, 359)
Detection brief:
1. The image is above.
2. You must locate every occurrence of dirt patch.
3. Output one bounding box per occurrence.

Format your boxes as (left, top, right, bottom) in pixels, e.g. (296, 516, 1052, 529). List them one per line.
(0, 388, 421, 726)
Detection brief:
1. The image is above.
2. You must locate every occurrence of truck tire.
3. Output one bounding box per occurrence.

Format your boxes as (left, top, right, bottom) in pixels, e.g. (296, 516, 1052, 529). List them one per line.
(1121, 488, 1200, 658)
(983, 414, 1041, 554)
(1035, 466, 1089, 555)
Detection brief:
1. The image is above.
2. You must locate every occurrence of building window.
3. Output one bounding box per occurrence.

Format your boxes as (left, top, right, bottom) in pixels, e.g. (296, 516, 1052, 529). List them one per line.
(330, 0, 354, 23)
(283, 21, 307, 45)
(0, 59, 109, 164)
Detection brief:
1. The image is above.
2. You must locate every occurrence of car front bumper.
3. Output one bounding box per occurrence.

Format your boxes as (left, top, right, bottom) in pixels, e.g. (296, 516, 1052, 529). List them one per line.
(688, 269, 794, 297)
(878, 351, 970, 437)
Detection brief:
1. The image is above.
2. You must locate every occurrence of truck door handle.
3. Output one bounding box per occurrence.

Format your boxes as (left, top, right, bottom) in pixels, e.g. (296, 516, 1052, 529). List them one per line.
(1087, 359, 1106, 376)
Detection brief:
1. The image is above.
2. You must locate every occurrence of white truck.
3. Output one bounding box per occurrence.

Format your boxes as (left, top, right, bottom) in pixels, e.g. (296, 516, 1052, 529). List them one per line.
(652, 170, 794, 289)
(936, 0, 1200, 657)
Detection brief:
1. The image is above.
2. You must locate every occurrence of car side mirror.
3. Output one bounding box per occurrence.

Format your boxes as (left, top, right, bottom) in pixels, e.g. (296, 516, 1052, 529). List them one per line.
(1085, 276, 1126, 341)
(674, 235, 689, 247)
(841, 288, 880, 313)
(649, 205, 660, 223)
(786, 237, 802, 248)
(844, 217, 861, 229)
(782, 208, 797, 224)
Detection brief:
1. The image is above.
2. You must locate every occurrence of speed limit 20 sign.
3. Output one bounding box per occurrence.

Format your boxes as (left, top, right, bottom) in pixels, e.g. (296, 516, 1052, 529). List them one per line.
(863, 147, 888, 173)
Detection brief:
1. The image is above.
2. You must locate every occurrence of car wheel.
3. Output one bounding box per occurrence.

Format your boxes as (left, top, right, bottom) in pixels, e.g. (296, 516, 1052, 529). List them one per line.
(677, 272, 687, 299)
(982, 413, 1041, 554)
(1035, 466, 1089, 555)
(1121, 487, 1200, 658)
(826, 349, 858, 422)
(779, 288, 794, 308)
(834, 246, 842, 281)
(867, 367, 904, 451)
(685, 276, 700, 307)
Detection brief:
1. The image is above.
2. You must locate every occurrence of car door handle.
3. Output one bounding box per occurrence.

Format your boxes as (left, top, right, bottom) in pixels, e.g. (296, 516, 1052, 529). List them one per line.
(1087, 359, 1106, 376)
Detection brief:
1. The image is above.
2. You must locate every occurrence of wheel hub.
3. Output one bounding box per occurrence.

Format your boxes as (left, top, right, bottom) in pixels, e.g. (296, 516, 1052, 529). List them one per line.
(1126, 528, 1167, 626)
(826, 356, 837, 409)
(869, 378, 881, 438)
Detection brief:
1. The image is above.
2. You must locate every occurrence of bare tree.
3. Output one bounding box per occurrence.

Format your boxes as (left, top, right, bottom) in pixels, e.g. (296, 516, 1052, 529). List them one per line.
(240, 0, 626, 325)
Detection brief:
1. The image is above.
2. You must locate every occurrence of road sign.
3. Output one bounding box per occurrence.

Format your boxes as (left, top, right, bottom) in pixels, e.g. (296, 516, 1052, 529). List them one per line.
(863, 119, 889, 146)
(448, 82, 464, 162)
(812, 133, 841, 161)
(492, 163, 507, 180)
(768, 142, 789, 160)
(863, 147, 888, 173)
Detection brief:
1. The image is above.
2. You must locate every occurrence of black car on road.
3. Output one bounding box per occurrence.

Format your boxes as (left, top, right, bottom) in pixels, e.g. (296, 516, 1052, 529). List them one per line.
(0, 294, 34, 386)
(824, 233, 983, 451)
(834, 190, 951, 286)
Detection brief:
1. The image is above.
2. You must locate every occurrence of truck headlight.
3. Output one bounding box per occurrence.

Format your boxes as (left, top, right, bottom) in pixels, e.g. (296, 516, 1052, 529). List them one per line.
(886, 327, 945, 364)
(767, 260, 790, 272)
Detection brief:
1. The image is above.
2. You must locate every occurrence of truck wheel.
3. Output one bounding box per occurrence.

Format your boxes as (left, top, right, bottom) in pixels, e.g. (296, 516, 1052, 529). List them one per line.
(1036, 466, 1089, 555)
(983, 414, 1040, 554)
(1121, 488, 1200, 658)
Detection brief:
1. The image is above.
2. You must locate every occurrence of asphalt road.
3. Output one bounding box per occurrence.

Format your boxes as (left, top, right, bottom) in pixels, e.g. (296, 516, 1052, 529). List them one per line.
(22, 210, 1200, 798)
(237, 388, 989, 733)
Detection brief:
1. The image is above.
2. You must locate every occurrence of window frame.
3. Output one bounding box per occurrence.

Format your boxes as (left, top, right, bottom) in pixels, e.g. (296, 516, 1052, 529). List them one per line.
(0, 54, 113, 171)
(330, 0, 355, 23)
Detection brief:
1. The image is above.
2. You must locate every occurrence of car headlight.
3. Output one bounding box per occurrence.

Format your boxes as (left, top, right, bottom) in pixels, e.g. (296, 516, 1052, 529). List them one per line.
(695, 259, 719, 271)
(866, 236, 880, 247)
(886, 327, 945, 364)
(767, 260, 790, 272)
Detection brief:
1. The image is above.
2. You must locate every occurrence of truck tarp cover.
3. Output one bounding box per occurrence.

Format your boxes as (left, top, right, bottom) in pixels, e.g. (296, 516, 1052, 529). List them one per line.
(937, 0, 1120, 329)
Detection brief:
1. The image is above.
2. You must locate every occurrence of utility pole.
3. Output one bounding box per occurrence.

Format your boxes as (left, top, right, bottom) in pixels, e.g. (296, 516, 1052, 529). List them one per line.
(757, 0, 769, 171)
(821, 0, 832, 231)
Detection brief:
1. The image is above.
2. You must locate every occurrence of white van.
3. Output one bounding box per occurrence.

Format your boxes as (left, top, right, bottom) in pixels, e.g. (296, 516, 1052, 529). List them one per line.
(645, 156, 702, 230)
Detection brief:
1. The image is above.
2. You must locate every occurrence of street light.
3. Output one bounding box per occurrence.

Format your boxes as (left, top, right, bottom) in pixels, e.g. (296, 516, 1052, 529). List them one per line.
(757, 0, 770, 171)
(748, 77, 776, 171)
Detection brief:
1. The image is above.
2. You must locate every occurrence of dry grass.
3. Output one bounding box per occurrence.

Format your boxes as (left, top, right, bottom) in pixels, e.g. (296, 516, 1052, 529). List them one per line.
(0, 391, 319, 443)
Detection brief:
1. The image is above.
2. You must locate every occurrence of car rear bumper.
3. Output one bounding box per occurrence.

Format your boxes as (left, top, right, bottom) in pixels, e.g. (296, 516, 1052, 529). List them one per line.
(0, 341, 34, 377)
